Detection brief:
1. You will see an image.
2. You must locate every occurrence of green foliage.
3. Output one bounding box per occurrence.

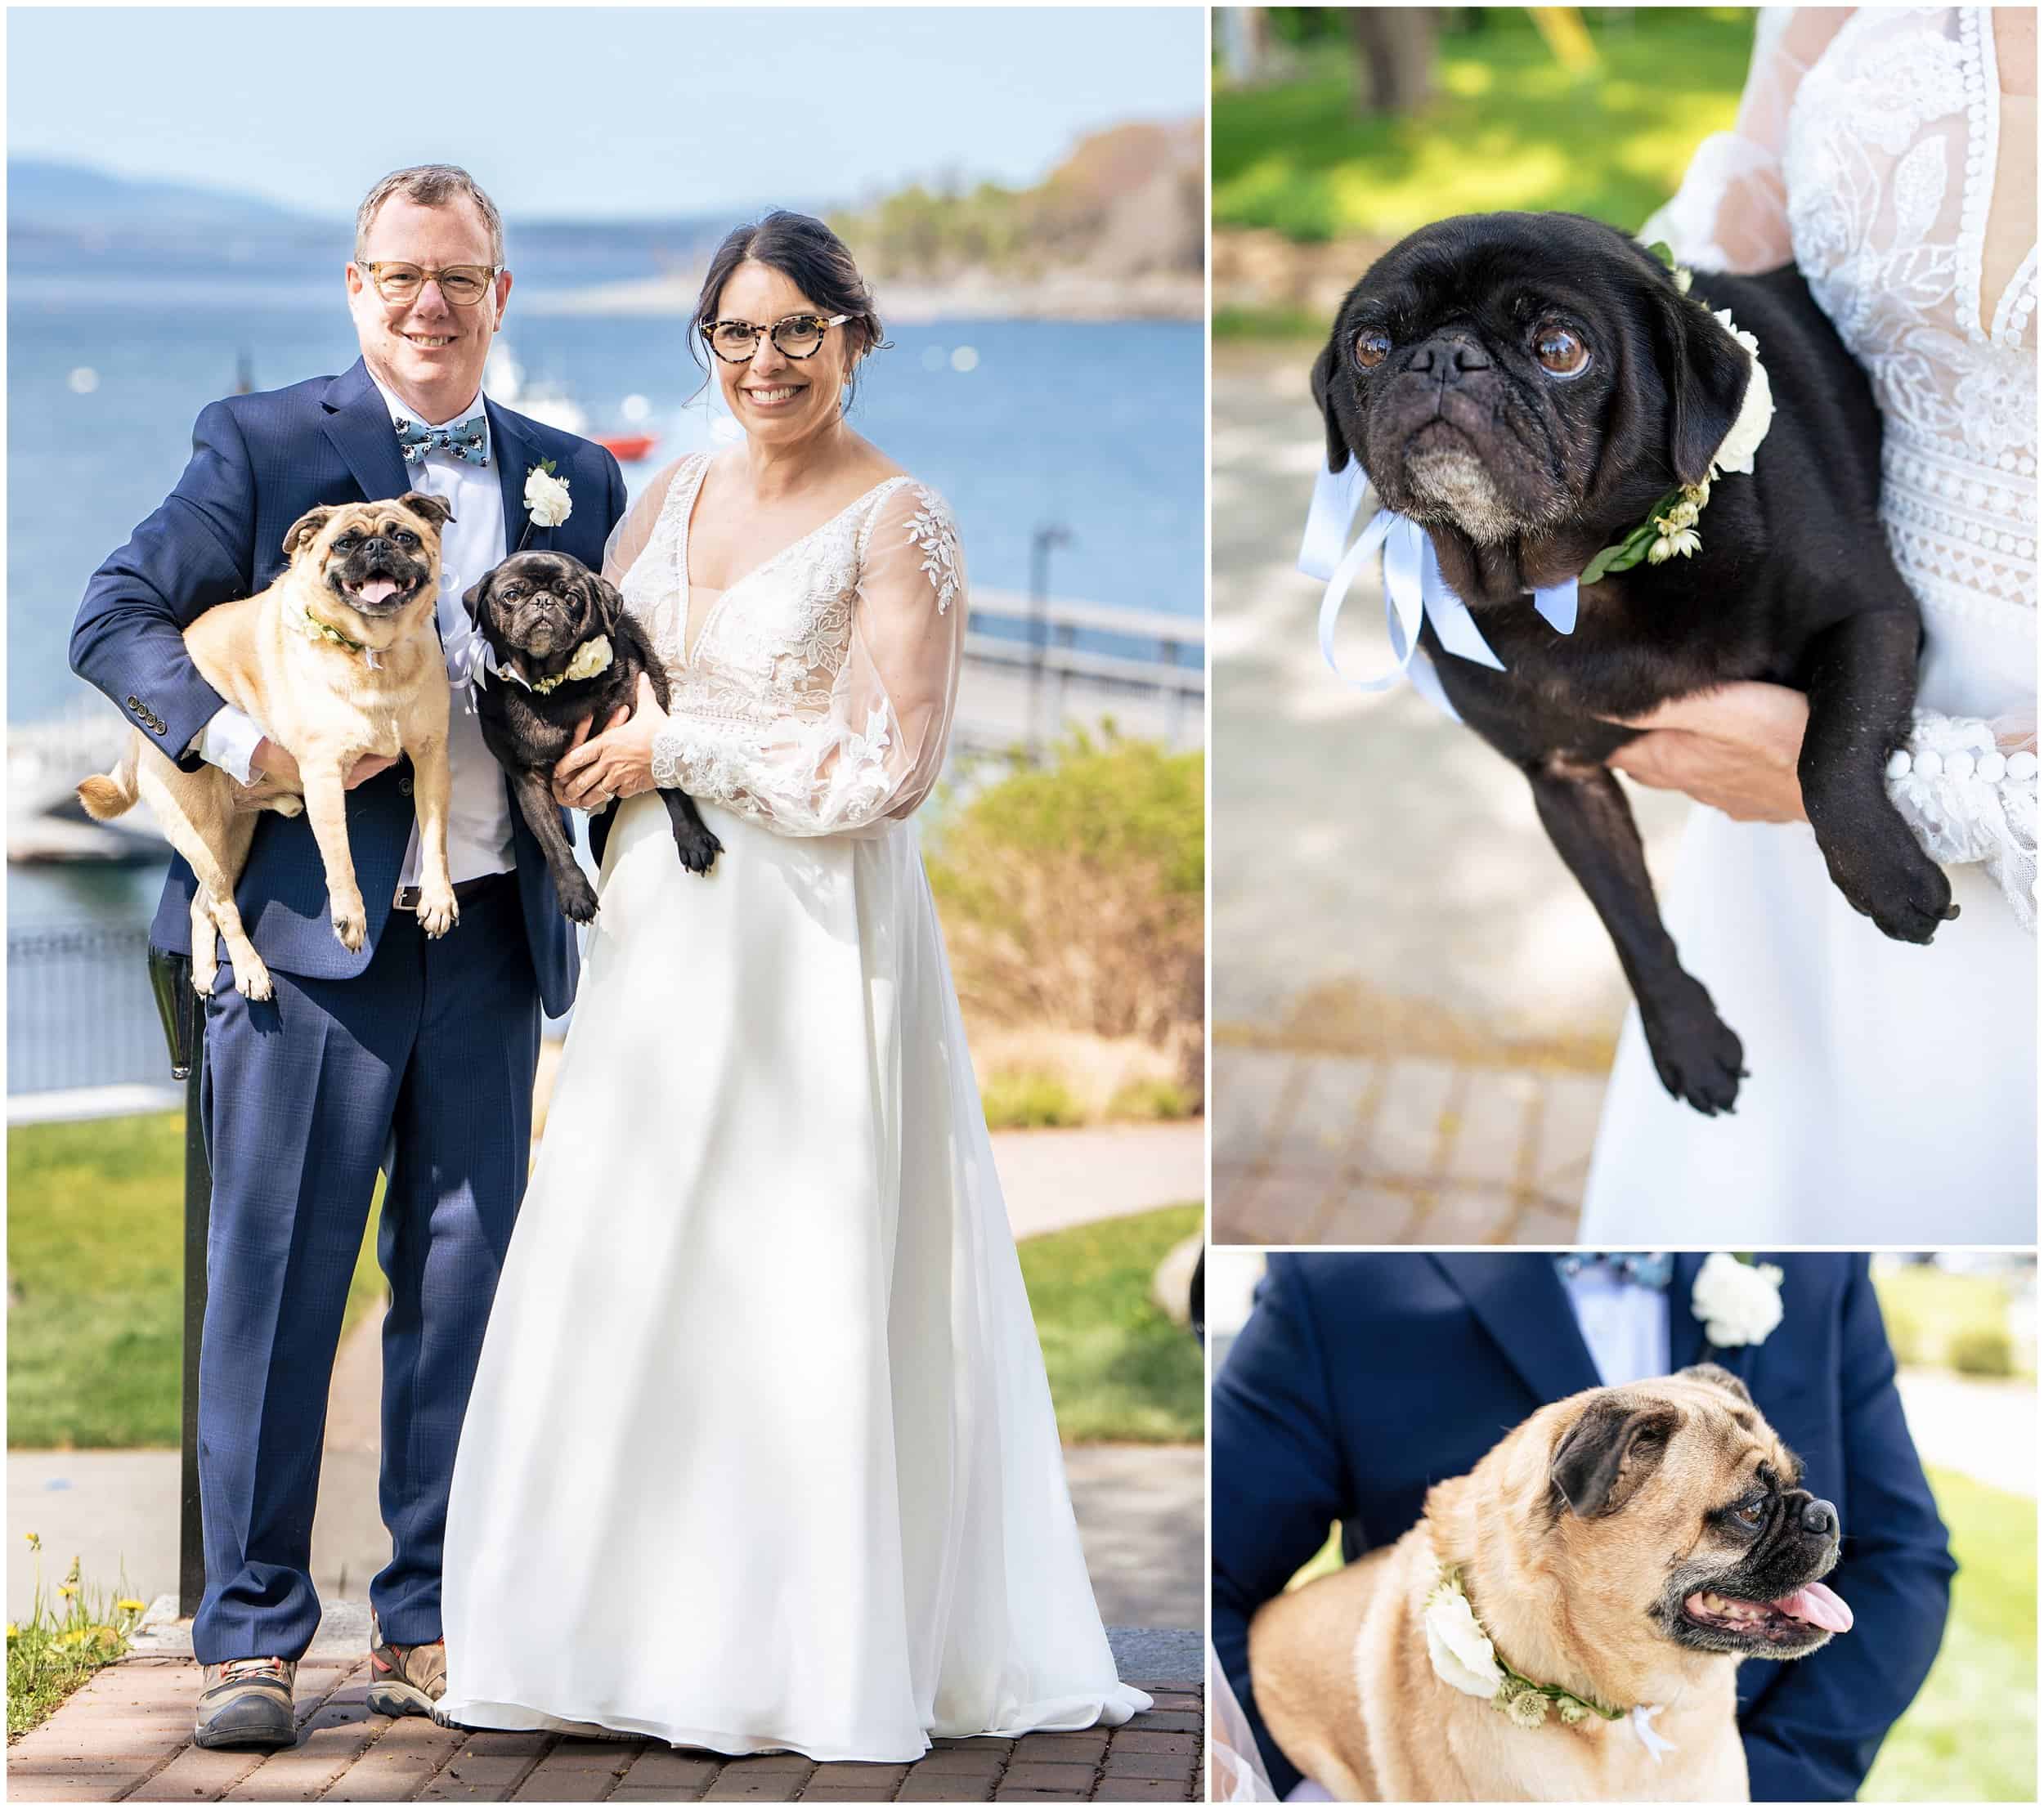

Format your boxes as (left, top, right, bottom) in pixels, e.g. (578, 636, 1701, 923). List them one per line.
(926, 732, 1204, 1077)
(1106, 1077, 1195, 1122)
(1018, 1204, 1204, 1444)
(7, 1537, 148, 1736)
(982, 1069, 1087, 1131)
(1948, 1327, 2017, 1380)
(1875, 1263, 2033, 1378)
(8, 1113, 387, 1448)
(1863, 1467, 2037, 1801)
(1214, 9, 1755, 243)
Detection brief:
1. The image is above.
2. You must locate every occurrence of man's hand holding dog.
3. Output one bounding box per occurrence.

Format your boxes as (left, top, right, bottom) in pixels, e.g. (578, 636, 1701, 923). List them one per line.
(1607, 682, 1812, 824)
(552, 683, 656, 811)
(253, 740, 401, 793)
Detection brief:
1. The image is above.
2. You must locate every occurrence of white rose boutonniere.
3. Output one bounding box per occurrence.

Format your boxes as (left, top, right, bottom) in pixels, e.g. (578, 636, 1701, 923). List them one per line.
(1423, 1571, 1505, 1699)
(1692, 1252, 1786, 1349)
(524, 460, 572, 529)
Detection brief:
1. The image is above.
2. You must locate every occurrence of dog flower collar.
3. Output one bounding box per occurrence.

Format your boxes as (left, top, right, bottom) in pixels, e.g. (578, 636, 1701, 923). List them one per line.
(480, 631, 615, 696)
(286, 599, 383, 669)
(1424, 1569, 1675, 1760)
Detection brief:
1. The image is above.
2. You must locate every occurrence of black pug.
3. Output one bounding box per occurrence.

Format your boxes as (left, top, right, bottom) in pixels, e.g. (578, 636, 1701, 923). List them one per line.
(1313, 211, 1954, 1115)
(464, 549, 720, 921)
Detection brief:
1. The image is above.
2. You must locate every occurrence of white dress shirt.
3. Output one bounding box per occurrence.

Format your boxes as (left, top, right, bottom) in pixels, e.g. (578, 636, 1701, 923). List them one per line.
(196, 378, 515, 890)
(1560, 1260, 1674, 1386)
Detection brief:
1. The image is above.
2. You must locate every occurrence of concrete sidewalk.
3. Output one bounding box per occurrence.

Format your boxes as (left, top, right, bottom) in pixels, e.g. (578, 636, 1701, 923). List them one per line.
(1211, 343, 1693, 1237)
(5, 1638, 1203, 1803)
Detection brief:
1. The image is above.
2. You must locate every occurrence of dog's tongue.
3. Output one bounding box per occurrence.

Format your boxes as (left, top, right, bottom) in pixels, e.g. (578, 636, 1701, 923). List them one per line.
(354, 579, 400, 605)
(1772, 1582, 1853, 1632)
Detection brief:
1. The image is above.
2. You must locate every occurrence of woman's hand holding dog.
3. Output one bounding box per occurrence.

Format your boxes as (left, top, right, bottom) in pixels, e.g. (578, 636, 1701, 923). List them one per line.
(552, 681, 657, 811)
(253, 741, 401, 794)
(1607, 683, 1812, 823)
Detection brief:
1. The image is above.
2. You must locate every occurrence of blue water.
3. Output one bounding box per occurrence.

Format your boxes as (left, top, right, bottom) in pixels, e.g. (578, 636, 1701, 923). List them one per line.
(7, 292, 1204, 727)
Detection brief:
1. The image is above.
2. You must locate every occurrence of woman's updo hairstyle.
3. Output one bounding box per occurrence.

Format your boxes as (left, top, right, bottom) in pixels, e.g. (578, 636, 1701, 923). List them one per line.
(691, 210, 887, 410)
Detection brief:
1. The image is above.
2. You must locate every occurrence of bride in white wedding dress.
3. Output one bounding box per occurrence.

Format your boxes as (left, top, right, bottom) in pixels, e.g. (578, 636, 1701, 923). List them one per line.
(1583, 7, 2037, 1239)
(436, 214, 1150, 1758)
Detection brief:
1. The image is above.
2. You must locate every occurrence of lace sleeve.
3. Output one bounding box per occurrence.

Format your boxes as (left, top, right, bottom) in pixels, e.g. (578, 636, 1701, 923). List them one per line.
(1643, 8, 1853, 271)
(1886, 711, 2039, 930)
(602, 454, 693, 586)
(650, 479, 966, 838)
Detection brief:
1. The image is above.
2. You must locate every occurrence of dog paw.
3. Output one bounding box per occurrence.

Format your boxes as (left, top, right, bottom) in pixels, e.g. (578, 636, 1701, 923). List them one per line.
(1822, 827, 1957, 946)
(558, 872, 601, 923)
(331, 898, 367, 952)
(675, 826, 723, 875)
(1640, 978, 1746, 1116)
(416, 890, 459, 939)
(235, 960, 274, 1001)
(191, 962, 217, 1000)
(271, 795, 305, 819)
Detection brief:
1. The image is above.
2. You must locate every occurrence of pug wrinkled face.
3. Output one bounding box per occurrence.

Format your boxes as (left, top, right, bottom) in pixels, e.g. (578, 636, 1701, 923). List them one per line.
(1547, 1365, 1852, 1663)
(285, 493, 451, 625)
(466, 551, 617, 667)
(1312, 212, 1748, 551)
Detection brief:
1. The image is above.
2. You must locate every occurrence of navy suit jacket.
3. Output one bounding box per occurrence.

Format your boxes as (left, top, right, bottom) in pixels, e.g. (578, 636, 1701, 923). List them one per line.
(69, 357, 626, 1018)
(1213, 1254, 1954, 1802)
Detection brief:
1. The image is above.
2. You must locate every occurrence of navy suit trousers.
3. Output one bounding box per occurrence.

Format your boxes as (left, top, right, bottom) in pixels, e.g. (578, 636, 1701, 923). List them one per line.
(192, 876, 540, 1663)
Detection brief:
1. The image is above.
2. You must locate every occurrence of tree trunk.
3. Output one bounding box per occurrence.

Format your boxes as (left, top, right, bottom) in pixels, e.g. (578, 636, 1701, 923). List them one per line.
(1348, 7, 1437, 114)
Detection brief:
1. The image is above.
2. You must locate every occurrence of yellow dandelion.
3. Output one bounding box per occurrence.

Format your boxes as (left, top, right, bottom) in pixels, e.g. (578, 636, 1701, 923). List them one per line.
(24, 1532, 39, 1551)
(116, 1599, 146, 1614)
(5, 1623, 18, 1640)
(57, 1584, 78, 1599)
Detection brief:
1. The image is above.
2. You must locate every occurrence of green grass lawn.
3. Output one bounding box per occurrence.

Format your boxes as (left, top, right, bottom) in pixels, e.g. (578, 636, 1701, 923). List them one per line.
(7, 1114, 384, 1449)
(1214, 9, 1753, 245)
(1283, 1462, 2035, 1801)
(1864, 1466, 2037, 1802)
(11, 1114, 1201, 1449)
(1007, 1202, 1204, 1445)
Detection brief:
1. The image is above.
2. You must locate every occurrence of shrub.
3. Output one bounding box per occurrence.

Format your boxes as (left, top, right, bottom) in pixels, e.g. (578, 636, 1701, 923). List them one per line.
(926, 730, 1204, 1096)
(1948, 1326, 2017, 1379)
(1108, 1077, 1195, 1122)
(981, 1070, 1086, 1131)
(1883, 1301, 1925, 1368)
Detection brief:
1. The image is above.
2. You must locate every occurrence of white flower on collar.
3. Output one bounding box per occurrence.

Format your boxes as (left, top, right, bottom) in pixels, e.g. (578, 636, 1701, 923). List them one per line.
(1422, 1573, 1504, 1699)
(525, 462, 572, 528)
(1692, 1252, 1785, 1348)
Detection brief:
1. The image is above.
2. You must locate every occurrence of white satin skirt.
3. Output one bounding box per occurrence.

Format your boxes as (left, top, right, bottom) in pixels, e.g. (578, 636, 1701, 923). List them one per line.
(438, 796, 1148, 1758)
(1582, 805, 2036, 1243)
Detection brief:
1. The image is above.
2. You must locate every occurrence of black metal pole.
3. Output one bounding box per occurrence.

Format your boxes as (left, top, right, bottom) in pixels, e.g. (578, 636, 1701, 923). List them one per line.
(150, 947, 208, 1619)
(179, 1014, 209, 1619)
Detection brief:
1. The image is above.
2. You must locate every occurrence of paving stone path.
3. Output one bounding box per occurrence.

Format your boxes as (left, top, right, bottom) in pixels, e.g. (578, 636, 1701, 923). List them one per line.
(6, 1659, 1203, 1804)
(1213, 1045, 1598, 1245)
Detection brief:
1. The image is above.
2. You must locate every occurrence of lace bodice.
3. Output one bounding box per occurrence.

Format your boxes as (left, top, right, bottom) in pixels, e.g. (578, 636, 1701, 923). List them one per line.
(1652, 6, 2037, 923)
(606, 451, 966, 838)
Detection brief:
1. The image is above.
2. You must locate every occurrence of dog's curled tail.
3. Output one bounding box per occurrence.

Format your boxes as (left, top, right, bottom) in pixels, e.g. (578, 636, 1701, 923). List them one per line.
(77, 743, 140, 821)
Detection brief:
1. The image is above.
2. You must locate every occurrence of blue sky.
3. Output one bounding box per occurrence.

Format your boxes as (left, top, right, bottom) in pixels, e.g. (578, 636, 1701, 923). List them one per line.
(7, 7, 1206, 219)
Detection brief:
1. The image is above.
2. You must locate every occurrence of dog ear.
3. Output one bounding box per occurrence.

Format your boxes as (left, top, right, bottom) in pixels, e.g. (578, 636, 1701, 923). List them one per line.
(587, 571, 625, 631)
(1550, 1396, 1681, 1518)
(282, 506, 335, 557)
(399, 490, 456, 531)
(459, 572, 491, 625)
(1310, 331, 1351, 475)
(1677, 1362, 1754, 1404)
(1651, 284, 1751, 488)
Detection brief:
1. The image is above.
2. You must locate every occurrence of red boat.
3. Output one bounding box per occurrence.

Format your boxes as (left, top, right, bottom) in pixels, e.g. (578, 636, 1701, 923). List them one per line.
(594, 432, 659, 463)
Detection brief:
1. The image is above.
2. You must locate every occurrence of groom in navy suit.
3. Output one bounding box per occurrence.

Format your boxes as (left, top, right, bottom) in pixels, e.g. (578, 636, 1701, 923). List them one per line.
(1213, 1255, 1955, 1802)
(71, 164, 625, 1747)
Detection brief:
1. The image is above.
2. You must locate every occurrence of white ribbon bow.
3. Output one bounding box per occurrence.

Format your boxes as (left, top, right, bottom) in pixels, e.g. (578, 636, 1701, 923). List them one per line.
(1302, 457, 1580, 719)
(1629, 1702, 1677, 1765)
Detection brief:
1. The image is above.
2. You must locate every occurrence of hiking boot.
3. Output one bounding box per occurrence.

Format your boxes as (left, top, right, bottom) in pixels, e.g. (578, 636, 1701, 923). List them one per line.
(193, 1656, 297, 1750)
(366, 1618, 446, 1719)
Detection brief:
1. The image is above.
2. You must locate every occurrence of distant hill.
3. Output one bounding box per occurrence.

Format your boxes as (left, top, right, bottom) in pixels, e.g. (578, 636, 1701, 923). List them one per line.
(831, 119, 1204, 284)
(8, 158, 321, 230)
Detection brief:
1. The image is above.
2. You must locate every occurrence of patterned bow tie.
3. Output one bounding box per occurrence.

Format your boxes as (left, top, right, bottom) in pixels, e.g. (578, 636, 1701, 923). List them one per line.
(1553, 1252, 1674, 1291)
(396, 413, 488, 467)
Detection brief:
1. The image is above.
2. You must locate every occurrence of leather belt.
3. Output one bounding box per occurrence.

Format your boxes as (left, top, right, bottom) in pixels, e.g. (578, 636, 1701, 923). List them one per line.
(392, 872, 514, 912)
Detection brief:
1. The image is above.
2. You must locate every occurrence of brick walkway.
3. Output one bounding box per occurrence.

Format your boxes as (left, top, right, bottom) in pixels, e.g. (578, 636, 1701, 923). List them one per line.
(1213, 1044, 1602, 1244)
(6, 1659, 1203, 1803)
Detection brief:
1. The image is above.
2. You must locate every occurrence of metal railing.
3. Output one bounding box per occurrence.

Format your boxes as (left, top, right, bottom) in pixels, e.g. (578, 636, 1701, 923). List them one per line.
(7, 922, 173, 1094)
